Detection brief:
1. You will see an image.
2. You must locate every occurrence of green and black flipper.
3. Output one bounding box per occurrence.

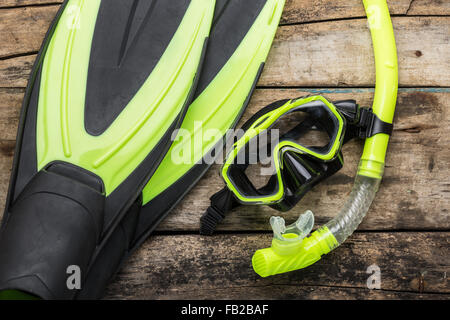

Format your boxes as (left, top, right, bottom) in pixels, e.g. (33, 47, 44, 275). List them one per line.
(76, 0, 285, 299)
(0, 0, 215, 300)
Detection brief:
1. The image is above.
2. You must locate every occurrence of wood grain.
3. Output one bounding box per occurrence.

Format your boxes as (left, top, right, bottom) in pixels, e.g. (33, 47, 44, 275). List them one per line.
(104, 232, 450, 299)
(0, 0, 448, 300)
(154, 88, 450, 232)
(1, 16, 449, 87)
(261, 17, 450, 87)
(0, 89, 448, 231)
(0, 5, 59, 58)
(282, 0, 450, 24)
(1, 0, 449, 18)
(281, 0, 409, 24)
(0, 0, 61, 8)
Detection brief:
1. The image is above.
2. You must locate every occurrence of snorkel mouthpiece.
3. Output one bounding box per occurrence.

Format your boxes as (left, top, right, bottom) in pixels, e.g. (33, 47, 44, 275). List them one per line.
(253, 211, 338, 277)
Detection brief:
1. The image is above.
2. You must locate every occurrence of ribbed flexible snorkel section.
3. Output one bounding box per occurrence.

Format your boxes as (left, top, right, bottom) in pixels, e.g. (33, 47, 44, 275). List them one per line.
(325, 174, 380, 245)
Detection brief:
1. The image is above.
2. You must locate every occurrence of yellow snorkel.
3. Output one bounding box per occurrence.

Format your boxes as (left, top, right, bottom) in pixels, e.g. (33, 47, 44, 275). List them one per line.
(252, 0, 398, 277)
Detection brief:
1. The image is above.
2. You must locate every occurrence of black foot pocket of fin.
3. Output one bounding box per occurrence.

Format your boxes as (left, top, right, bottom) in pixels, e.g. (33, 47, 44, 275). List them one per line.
(0, 163, 105, 300)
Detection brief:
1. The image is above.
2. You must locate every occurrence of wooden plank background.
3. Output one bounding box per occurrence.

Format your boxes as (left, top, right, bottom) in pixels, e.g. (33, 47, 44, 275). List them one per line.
(0, 0, 449, 299)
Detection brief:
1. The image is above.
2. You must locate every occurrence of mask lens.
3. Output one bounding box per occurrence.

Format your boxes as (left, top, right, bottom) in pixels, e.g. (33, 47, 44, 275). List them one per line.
(228, 134, 277, 199)
(251, 129, 276, 189)
(270, 108, 333, 153)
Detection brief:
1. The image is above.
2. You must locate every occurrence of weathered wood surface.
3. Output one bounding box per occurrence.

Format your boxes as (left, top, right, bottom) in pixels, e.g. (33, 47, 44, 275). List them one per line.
(157, 88, 450, 232)
(0, 87, 448, 232)
(2, 15, 450, 87)
(0, 0, 448, 299)
(105, 233, 449, 299)
(283, 0, 450, 22)
(1, 0, 449, 21)
(263, 17, 450, 87)
(0, 0, 60, 7)
(2, 88, 448, 231)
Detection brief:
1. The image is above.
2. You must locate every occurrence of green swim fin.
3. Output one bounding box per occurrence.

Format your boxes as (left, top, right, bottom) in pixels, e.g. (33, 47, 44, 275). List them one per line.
(0, 0, 215, 300)
(76, 0, 286, 299)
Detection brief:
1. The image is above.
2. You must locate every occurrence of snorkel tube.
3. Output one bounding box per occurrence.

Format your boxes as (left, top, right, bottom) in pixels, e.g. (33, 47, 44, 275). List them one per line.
(252, 0, 398, 277)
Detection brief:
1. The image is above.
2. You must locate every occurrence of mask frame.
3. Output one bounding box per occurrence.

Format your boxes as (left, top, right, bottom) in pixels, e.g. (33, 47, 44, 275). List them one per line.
(223, 95, 346, 207)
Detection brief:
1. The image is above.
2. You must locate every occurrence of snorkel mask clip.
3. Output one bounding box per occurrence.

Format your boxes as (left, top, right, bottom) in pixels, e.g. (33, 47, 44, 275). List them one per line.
(334, 100, 394, 139)
(356, 107, 393, 139)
